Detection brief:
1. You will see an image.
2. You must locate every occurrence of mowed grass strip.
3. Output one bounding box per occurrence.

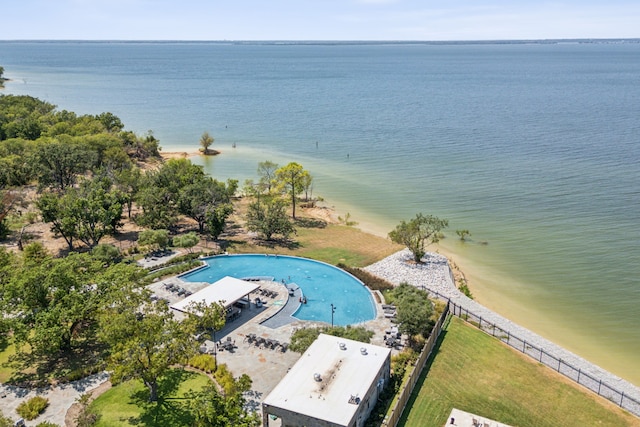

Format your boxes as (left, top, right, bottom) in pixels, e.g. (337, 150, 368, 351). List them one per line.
(399, 317, 640, 427)
(90, 369, 211, 427)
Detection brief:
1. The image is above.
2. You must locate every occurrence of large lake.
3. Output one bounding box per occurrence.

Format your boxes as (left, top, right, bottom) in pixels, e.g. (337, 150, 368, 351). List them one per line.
(1, 40, 638, 385)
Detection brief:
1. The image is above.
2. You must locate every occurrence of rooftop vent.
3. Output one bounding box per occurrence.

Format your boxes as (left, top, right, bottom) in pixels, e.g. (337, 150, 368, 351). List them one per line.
(313, 373, 322, 382)
(339, 342, 347, 350)
(360, 347, 368, 355)
(348, 395, 361, 405)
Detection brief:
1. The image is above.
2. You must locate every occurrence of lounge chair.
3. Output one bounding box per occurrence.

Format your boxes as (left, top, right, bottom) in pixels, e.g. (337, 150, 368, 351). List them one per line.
(280, 342, 288, 352)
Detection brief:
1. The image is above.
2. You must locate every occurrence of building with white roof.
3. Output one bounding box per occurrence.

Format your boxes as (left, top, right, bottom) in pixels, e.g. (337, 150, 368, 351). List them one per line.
(262, 333, 391, 427)
(170, 276, 260, 314)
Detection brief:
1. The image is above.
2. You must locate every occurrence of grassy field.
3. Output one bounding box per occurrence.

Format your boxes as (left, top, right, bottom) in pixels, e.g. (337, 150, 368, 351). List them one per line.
(226, 220, 403, 268)
(398, 317, 640, 427)
(90, 369, 211, 427)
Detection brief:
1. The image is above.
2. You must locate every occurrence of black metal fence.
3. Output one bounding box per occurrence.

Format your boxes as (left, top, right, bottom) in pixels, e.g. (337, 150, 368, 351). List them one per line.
(429, 290, 640, 418)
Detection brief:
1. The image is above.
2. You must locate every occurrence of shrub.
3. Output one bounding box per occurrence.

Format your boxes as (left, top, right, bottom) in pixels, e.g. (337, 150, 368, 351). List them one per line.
(188, 354, 216, 373)
(337, 264, 394, 292)
(16, 396, 49, 420)
(36, 422, 61, 427)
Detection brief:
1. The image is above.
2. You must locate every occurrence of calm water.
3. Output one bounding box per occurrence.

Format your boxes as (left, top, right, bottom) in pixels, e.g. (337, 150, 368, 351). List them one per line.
(1, 41, 638, 384)
(180, 254, 376, 326)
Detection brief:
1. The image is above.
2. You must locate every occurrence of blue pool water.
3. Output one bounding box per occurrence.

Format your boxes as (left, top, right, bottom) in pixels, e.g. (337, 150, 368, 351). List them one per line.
(180, 254, 376, 326)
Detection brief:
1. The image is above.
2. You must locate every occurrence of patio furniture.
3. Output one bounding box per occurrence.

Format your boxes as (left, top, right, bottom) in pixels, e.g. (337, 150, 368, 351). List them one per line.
(280, 342, 288, 352)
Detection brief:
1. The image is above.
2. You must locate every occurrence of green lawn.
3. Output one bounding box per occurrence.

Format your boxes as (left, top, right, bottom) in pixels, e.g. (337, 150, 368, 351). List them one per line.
(399, 317, 640, 427)
(90, 369, 212, 427)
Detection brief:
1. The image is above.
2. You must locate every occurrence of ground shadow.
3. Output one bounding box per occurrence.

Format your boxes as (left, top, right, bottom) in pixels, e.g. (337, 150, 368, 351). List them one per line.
(128, 369, 197, 426)
(294, 217, 327, 229)
(255, 238, 301, 250)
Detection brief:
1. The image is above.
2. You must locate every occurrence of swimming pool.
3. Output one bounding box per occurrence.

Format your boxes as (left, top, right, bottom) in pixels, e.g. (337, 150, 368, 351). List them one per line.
(180, 254, 376, 326)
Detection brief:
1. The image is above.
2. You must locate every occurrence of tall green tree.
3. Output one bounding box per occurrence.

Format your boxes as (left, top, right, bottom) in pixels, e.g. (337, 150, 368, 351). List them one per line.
(113, 166, 142, 218)
(246, 198, 294, 241)
(98, 296, 196, 402)
(135, 159, 206, 229)
(32, 140, 96, 190)
(2, 253, 144, 356)
(37, 179, 124, 250)
(178, 176, 236, 233)
(257, 160, 278, 194)
(388, 213, 448, 262)
(36, 191, 79, 251)
(275, 162, 310, 220)
(205, 203, 234, 240)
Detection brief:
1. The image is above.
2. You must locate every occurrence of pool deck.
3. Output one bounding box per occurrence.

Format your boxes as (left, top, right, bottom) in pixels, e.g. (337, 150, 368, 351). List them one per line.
(147, 275, 401, 417)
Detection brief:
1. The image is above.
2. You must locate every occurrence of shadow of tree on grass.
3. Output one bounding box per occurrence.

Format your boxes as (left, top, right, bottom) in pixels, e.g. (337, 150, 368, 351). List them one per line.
(128, 369, 197, 427)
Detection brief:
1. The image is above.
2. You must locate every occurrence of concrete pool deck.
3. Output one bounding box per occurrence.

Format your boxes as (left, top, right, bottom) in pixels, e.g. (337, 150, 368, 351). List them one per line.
(153, 275, 401, 414)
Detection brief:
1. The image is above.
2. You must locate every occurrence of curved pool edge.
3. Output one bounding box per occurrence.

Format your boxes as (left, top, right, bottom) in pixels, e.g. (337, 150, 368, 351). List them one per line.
(180, 253, 377, 326)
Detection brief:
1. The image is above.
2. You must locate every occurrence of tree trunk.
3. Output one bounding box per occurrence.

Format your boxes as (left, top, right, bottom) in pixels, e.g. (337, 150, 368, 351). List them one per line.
(146, 380, 159, 402)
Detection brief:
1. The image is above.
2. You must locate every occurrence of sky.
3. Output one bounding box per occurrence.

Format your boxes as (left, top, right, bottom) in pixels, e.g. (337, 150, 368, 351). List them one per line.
(2, 0, 639, 41)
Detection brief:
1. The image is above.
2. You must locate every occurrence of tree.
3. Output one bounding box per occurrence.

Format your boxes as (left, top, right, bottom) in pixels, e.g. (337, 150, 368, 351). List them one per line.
(178, 176, 236, 233)
(392, 283, 435, 342)
(246, 198, 294, 241)
(257, 161, 278, 194)
(199, 131, 215, 155)
(138, 229, 170, 252)
(73, 178, 124, 247)
(37, 179, 124, 250)
(91, 243, 122, 265)
(135, 159, 206, 229)
(36, 191, 78, 251)
(275, 162, 310, 219)
(113, 166, 142, 218)
(173, 232, 199, 252)
(184, 380, 260, 427)
(388, 213, 448, 262)
(2, 253, 144, 356)
(205, 203, 233, 240)
(456, 229, 471, 241)
(98, 296, 196, 402)
(32, 140, 96, 190)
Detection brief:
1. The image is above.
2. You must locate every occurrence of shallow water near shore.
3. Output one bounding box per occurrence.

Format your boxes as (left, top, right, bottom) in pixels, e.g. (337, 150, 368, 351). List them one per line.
(1, 41, 639, 385)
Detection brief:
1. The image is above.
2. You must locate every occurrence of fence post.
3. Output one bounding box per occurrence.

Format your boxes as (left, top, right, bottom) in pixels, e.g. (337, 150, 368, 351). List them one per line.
(479, 317, 482, 329)
(557, 358, 561, 372)
(577, 369, 581, 383)
(539, 349, 543, 363)
(598, 380, 602, 395)
(620, 392, 625, 407)
(522, 340, 526, 352)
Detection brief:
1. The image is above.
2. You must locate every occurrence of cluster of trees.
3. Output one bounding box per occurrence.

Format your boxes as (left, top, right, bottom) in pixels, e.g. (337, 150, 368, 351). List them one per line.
(0, 95, 161, 241)
(0, 95, 239, 251)
(243, 161, 313, 241)
(0, 243, 257, 424)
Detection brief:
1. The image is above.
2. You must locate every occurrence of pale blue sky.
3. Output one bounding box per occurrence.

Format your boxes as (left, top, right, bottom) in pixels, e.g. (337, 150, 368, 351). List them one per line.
(2, 0, 639, 41)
